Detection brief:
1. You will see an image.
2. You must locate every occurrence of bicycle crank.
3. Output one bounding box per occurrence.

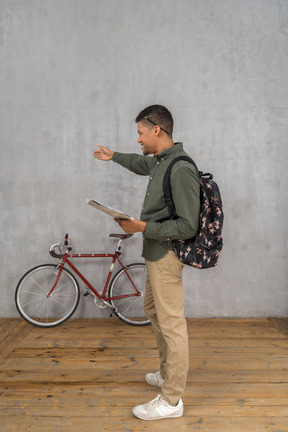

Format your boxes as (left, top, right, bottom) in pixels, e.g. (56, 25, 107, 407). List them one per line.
(93, 296, 112, 309)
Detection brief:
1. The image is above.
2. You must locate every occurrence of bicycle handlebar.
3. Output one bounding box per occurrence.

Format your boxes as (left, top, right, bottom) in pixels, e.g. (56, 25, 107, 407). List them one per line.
(49, 244, 66, 258)
(49, 234, 71, 258)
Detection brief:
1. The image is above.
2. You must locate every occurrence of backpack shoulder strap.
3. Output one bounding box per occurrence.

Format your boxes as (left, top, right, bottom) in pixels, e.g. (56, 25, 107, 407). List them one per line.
(163, 156, 199, 219)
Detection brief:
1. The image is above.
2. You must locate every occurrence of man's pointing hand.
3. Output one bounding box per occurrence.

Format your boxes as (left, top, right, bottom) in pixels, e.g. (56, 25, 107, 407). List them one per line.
(93, 144, 114, 161)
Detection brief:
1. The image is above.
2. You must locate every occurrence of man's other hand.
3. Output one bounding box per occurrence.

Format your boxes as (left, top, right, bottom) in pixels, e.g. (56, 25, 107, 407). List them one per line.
(114, 218, 146, 234)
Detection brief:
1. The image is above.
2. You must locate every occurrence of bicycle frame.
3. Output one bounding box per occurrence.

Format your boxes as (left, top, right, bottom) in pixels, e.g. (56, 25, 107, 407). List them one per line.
(48, 241, 142, 302)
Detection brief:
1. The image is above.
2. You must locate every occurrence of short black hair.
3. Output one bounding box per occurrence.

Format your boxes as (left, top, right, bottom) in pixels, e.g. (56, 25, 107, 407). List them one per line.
(135, 105, 174, 136)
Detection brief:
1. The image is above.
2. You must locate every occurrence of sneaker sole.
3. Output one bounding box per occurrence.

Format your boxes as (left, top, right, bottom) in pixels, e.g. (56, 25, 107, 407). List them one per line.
(132, 408, 183, 421)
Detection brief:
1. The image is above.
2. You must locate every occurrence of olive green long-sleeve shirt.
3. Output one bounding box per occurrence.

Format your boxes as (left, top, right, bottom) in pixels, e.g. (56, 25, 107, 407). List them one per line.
(112, 142, 200, 261)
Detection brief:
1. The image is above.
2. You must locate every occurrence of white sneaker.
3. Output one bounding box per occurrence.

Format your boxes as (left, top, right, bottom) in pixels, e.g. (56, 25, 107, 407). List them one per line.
(145, 371, 164, 388)
(132, 394, 183, 420)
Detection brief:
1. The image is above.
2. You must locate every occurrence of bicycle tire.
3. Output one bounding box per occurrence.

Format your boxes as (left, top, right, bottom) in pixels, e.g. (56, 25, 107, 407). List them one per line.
(108, 263, 150, 326)
(15, 264, 80, 328)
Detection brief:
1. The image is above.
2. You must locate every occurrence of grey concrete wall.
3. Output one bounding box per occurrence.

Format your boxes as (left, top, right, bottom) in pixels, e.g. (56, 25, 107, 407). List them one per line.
(1, 0, 287, 318)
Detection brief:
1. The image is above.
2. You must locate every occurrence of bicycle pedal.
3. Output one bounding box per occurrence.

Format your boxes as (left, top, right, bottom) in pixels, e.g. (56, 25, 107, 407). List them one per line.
(83, 290, 91, 297)
(110, 308, 117, 318)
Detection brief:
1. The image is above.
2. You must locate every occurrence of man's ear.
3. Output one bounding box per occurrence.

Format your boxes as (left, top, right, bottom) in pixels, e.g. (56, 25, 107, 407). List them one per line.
(153, 125, 161, 136)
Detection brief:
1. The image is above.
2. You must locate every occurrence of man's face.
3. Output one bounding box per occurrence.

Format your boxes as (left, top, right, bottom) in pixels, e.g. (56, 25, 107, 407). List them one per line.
(137, 121, 157, 156)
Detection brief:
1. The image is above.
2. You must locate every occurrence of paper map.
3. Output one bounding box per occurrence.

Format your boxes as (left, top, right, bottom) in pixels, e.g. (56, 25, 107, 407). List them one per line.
(86, 199, 133, 220)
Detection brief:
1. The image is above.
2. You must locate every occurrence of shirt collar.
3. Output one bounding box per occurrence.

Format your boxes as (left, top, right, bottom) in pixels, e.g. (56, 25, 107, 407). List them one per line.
(155, 142, 183, 160)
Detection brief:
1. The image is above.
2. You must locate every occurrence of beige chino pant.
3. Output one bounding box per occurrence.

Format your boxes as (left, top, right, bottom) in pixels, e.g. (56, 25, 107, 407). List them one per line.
(144, 250, 189, 406)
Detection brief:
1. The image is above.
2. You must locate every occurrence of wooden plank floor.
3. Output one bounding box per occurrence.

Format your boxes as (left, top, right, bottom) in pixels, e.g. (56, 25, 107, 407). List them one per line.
(0, 318, 288, 432)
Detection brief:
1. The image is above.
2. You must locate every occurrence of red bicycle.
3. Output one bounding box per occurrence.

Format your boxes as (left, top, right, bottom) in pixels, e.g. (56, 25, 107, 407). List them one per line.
(15, 233, 149, 327)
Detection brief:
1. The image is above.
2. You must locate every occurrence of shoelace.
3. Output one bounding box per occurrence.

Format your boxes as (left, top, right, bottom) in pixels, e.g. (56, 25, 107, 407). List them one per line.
(149, 395, 166, 408)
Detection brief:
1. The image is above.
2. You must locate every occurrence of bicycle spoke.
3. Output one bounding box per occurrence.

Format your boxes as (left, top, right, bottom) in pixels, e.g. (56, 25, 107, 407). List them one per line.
(22, 296, 44, 308)
(118, 300, 137, 316)
(51, 292, 76, 297)
(22, 290, 43, 296)
(52, 279, 72, 294)
(30, 277, 47, 294)
(49, 296, 73, 310)
(37, 298, 49, 319)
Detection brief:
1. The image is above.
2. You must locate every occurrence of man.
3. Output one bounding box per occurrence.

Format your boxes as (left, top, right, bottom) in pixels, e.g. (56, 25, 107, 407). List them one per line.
(94, 105, 200, 420)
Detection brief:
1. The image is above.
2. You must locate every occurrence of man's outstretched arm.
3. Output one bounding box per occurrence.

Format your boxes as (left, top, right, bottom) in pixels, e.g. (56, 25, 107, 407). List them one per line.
(94, 145, 146, 233)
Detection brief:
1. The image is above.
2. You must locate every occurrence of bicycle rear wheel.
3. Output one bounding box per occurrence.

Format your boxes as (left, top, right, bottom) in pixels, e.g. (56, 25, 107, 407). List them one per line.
(108, 263, 150, 326)
(15, 264, 80, 327)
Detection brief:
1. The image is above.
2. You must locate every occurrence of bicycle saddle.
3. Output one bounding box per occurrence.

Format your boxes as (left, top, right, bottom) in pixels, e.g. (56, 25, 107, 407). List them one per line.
(109, 233, 133, 240)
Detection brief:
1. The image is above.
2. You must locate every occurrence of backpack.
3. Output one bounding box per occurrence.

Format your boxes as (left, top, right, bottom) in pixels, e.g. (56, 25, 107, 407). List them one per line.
(163, 156, 224, 269)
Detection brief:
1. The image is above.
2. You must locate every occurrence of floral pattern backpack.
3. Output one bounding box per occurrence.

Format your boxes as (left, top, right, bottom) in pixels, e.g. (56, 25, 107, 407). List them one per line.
(163, 156, 224, 269)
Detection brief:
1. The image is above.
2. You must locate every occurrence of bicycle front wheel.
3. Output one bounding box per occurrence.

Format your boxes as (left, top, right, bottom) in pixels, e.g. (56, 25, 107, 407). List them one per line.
(108, 263, 150, 326)
(15, 264, 80, 328)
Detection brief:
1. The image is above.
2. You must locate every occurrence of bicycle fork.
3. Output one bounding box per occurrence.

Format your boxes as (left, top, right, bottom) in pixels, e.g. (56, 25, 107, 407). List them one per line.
(46, 259, 67, 298)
